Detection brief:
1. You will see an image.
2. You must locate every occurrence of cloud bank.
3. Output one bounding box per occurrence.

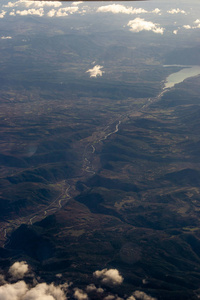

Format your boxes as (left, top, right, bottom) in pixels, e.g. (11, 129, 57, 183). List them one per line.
(0, 281, 67, 300)
(97, 4, 147, 15)
(15, 8, 44, 16)
(0, 262, 158, 300)
(4, 0, 62, 8)
(127, 18, 164, 34)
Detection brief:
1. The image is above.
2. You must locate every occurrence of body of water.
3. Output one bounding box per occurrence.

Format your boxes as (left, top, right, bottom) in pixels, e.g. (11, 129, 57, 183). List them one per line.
(163, 65, 200, 89)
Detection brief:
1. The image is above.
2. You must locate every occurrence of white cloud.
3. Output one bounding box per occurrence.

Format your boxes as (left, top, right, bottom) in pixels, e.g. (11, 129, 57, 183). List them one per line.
(173, 29, 178, 35)
(8, 261, 29, 280)
(0, 281, 28, 300)
(86, 65, 104, 78)
(4, 0, 62, 8)
(74, 288, 88, 300)
(15, 8, 44, 16)
(97, 4, 147, 15)
(152, 8, 161, 14)
(23, 283, 66, 300)
(48, 6, 78, 17)
(93, 269, 123, 286)
(131, 291, 157, 300)
(167, 8, 186, 14)
(9, 10, 16, 16)
(72, 1, 83, 6)
(0, 10, 6, 18)
(183, 25, 191, 29)
(127, 18, 164, 34)
(47, 9, 56, 17)
(0, 263, 159, 300)
(0, 280, 67, 300)
(1, 36, 12, 39)
(194, 19, 200, 24)
(193, 19, 200, 29)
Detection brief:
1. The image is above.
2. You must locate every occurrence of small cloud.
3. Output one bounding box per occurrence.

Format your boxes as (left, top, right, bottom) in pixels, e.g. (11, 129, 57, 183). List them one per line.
(86, 65, 104, 78)
(194, 19, 200, 24)
(86, 284, 104, 294)
(47, 6, 78, 17)
(167, 8, 186, 14)
(183, 25, 191, 29)
(0, 10, 6, 18)
(1, 36, 12, 39)
(130, 291, 157, 300)
(72, 1, 83, 6)
(8, 261, 29, 280)
(193, 19, 200, 29)
(127, 18, 164, 34)
(173, 29, 178, 35)
(93, 268, 124, 286)
(74, 288, 88, 300)
(152, 8, 161, 14)
(97, 4, 147, 15)
(9, 10, 16, 16)
(47, 8, 56, 17)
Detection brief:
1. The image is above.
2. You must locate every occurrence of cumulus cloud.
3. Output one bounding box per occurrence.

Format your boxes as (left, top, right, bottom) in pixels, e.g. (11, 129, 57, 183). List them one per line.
(173, 29, 178, 35)
(0, 261, 160, 300)
(181, 20, 200, 30)
(152, 8, 161, 14)
(8, 261, 29, 280)
(74, 288, 88, 300)
(194, 19, 200, 24)
(4, 0, 62, 8)
(183, 25, 191, 29)
(0, 280, 28, 300)
(0, 281, 67, 300)
(47, 6, 78, 17)
(167, 8, 186, 14)
(15, 8, 44, 16)
(97, 4, 147, 15)
(130, 291, 157, 300)
(93, 269, 123, 286)
(23, 282, 66, 300)
(127, 18, 164, 34)
(86, 65, 104, 78)
(0, 10, 6, 18)
(193, 19, 200, 28)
